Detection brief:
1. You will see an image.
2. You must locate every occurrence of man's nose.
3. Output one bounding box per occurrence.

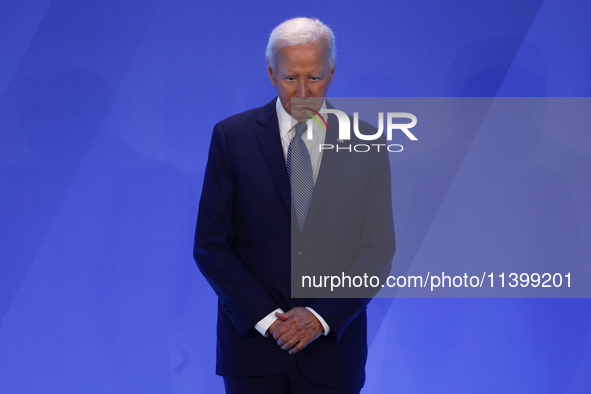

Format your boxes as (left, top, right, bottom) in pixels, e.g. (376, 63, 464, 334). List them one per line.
(295, 78, 309, 97)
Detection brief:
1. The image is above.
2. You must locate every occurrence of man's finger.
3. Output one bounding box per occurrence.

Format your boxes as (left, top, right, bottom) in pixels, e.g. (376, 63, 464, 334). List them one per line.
(277, 326, 319, 350)
(288, 338, 311, 354)
(274, 317, 304, 343)
(282, 331, 315, 354)
(275, 309, 294, 321)
(280, 332, 304, 351)
(272, 309, 302, 339)
(271, 321, 293, 340)
(276, 327, 298, 346)
(275, 311, 320, 340)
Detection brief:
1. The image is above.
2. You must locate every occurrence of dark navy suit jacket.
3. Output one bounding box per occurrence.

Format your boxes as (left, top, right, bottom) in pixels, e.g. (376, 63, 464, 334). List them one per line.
(194, 97, 395, 390)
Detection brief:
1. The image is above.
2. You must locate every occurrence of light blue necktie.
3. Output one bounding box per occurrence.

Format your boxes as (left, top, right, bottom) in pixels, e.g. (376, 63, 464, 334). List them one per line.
(287, 122, 314, 232)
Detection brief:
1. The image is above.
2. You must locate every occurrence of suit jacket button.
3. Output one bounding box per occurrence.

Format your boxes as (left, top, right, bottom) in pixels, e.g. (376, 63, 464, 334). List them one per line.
(229, 315, 235, 322)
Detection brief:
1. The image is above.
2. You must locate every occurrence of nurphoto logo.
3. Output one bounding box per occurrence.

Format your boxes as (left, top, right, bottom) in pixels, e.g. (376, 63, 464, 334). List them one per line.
(291, 98, 418, 153)
(317, 109, 417, 153)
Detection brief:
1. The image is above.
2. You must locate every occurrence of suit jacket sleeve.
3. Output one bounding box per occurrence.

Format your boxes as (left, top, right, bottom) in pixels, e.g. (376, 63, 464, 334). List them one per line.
(194, 122, 280, 336)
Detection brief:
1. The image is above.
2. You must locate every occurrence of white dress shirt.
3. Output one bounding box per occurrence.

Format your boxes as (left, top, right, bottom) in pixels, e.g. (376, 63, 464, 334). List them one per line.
(254, 98, 331, 337)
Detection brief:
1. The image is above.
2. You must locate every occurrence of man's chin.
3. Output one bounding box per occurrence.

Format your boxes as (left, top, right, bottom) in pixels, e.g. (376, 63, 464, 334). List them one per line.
(290, 98, 323, 119)
(290, 107, 320, 123)
(291, 113, 312, 123)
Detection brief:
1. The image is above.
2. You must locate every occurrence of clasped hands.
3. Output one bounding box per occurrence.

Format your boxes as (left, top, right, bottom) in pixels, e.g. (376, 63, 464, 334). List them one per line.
(268, 307, 323, 355)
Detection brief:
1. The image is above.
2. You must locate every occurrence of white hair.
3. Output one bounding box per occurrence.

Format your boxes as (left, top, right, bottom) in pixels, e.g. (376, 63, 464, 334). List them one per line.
(266, 17, 336, 69)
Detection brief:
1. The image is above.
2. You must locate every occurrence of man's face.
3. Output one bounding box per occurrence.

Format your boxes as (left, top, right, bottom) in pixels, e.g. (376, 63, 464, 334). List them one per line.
(267, 41, 334, 122)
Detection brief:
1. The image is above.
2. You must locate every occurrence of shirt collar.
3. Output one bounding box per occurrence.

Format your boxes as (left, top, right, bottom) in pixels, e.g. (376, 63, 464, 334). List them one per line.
(276, 97, 327, 140)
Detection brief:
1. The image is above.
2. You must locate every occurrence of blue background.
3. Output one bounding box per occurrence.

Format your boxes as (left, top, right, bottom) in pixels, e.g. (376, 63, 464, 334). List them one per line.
(1, 0, 590, 392)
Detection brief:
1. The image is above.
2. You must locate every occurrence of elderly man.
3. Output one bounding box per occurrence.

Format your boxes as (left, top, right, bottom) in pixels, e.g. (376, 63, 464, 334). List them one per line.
(194, 17, 395, 393)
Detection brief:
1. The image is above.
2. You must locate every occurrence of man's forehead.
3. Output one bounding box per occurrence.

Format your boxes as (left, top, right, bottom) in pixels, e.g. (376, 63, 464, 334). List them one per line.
(281, 69, 324, 75)
(279, 69, 326, 78)
(278, 41, 327, 54)
(276, 46, 329, 69)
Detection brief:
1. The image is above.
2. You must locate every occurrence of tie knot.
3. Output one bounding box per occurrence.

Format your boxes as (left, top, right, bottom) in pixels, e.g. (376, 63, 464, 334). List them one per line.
(294, 122, 308, 138)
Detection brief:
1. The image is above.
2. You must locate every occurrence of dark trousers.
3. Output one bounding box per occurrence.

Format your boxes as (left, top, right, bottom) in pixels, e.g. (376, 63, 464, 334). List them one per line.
(223, 360, 361, 394)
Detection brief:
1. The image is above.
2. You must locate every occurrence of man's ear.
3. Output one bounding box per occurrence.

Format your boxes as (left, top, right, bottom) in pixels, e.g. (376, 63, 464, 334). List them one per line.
(267, 59, 276, 87)
(328, 61, 335, 85)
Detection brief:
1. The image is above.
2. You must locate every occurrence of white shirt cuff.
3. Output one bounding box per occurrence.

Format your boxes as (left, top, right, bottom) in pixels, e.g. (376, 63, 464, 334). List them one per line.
(255, 308, 284, 337)
(306, 307, 331, 336)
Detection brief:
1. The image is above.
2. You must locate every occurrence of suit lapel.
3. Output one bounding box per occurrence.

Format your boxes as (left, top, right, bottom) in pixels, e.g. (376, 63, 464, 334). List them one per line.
(254, 98, 346, 231)
(302, 110, 345, 232)
(255, 98, 291, 212)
